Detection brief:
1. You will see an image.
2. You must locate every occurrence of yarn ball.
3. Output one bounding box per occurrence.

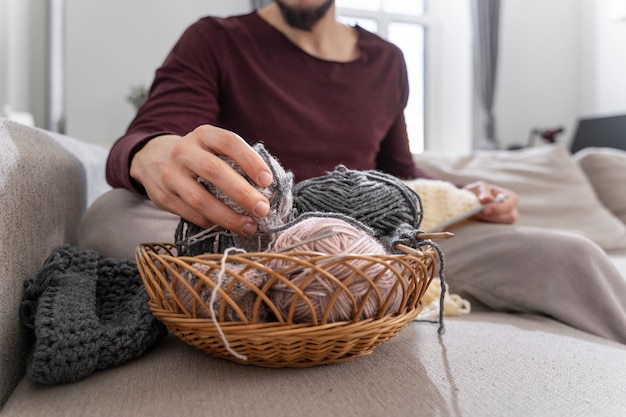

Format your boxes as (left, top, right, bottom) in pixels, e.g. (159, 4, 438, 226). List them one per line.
(199, 143, 294, 232)
(176, 142, 295, 256)
(176, 262, 270, 322)
(268, 216, 405, 324)
(292, 165, 423, 242)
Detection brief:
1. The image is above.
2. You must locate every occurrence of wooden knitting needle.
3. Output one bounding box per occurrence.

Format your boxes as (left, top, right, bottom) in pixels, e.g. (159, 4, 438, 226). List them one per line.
(425, 193, 509, 233)
(415, 231, 455, 240)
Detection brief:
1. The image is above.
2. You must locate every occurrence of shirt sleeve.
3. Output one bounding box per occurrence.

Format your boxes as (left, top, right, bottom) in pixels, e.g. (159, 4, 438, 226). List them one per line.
(106, 18, 223, 193)
(375, 48, 434, 181)
(376, 111, 435, 180)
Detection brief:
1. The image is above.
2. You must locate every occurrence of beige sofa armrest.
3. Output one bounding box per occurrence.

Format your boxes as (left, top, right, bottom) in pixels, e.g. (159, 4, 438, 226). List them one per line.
(0, 120, 87, 406)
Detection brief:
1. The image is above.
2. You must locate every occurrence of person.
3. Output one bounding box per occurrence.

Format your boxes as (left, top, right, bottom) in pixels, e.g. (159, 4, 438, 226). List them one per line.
(78, 0, 626, 344)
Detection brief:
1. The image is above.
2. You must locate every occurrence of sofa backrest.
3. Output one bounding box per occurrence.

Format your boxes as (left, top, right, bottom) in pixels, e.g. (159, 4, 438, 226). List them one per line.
(0, 119, 87, 406)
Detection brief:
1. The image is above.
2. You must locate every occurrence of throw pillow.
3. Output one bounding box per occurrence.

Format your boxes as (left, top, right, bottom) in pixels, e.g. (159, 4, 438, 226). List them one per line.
(573, 147, 626, 226)
(413, 145, 626, 251)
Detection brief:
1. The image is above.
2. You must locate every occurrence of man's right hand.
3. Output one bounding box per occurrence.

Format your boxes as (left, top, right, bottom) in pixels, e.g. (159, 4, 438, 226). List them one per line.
(129, 124, 273, 236)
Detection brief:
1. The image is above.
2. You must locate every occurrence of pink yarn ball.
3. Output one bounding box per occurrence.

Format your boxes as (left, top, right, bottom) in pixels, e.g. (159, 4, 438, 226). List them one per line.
(268, 216, 405, 323)
(176, 263, 269, 322)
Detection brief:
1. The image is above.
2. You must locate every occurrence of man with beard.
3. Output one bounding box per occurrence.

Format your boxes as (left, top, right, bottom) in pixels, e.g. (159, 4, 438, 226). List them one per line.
(80, 0, 626, 344)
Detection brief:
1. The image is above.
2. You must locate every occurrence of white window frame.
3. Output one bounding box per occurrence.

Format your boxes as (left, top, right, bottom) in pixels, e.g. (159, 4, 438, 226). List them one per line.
(337, 1, 473, 155)
(337, 5, 430, 153)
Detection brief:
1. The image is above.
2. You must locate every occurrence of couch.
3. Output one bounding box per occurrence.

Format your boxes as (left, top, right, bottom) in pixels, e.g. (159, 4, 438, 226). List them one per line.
(1, 118, 625, 417)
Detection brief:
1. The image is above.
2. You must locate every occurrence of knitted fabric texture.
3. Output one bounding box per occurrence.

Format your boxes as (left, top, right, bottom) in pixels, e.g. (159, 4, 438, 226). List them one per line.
(402, 179, 480, 232)
(176, 142, 295, 256)
(416, 278, 471, 320)
(20, 245, 167, 385)
(292, 165, 424, 248)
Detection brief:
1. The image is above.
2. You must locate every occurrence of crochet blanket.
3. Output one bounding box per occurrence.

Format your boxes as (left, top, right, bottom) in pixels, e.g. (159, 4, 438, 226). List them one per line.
(20, 245, 167, 385)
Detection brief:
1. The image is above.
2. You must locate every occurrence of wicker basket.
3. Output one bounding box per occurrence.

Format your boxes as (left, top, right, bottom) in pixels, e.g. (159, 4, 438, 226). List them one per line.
(136, 242, 438, 367)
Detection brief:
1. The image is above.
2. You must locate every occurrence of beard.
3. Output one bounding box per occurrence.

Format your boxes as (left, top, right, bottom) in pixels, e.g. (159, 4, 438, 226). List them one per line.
(275, 0, 334, 31)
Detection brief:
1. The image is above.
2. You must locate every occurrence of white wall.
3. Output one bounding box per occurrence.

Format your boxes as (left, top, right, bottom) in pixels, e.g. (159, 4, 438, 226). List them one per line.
(493, 0, 626, 150)
(64, 0, 251, 147)
(494, 0, 583, 149)
(0, 0, 46, 126)
(426, 0, 473, 155)
(586, 0, 626, 116)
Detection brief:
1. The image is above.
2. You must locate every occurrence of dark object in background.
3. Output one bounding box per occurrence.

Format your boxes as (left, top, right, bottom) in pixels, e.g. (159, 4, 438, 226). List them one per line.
(570, 114, 626, 153)
(508, 126, 565, 150)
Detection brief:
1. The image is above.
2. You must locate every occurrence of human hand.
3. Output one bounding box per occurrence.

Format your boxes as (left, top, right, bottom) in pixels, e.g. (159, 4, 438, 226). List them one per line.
(130, 125, 273, 236)
(463, 181, 519, 224)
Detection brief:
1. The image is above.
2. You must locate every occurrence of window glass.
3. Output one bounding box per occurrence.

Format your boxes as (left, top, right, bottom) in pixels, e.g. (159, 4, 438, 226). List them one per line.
(336, 0, 380, 11)
(337, 16, 378, 33)
(388, 22, 425, 153)
(383, 0, 425, 16)
(337, 1, 427, 153)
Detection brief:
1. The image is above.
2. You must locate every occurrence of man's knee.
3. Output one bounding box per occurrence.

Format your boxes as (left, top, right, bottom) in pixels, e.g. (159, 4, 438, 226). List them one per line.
(77, 188, 179, 259)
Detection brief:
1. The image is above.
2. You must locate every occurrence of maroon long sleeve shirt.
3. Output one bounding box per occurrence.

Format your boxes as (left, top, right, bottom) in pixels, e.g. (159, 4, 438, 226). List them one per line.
(106, 12, 432, 193)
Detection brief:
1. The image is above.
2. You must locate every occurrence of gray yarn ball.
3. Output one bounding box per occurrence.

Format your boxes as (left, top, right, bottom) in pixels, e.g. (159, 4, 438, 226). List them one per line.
(292, 165, 423, 240)
(176, 143, 295, 255)
(199, 143, 294, 233)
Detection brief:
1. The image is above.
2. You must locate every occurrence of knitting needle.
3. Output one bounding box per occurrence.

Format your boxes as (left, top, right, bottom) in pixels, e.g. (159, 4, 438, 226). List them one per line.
(425, 193, 509, 233)
(274, 228, 338, 253)
(415, 232, 455, 240)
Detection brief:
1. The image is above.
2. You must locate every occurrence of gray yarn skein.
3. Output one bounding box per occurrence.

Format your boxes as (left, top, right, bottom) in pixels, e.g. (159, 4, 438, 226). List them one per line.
(200, 143, 294, 232)
(176, 142, 295, 256)
(292, 165, 423, 241)
(20, 245, 167, 385)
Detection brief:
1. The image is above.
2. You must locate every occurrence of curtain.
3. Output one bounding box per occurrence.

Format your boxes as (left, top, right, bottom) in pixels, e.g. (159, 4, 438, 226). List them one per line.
(251, 0, 273, 9)
(471, 0, 501, 149)
(47, 0, 66, 133)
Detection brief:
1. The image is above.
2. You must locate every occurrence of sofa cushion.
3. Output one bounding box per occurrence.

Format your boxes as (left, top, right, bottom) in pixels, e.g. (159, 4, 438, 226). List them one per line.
(2, 312, 625, 417)
(0, 120, 87, 407)
(573, 147, 626, 226)
(45, 130, 110, 206)
(413, 145, 626, 251)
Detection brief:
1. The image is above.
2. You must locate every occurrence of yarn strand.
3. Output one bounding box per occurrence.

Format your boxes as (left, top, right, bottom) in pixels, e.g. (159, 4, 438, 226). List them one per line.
(209, 247, 248, 361)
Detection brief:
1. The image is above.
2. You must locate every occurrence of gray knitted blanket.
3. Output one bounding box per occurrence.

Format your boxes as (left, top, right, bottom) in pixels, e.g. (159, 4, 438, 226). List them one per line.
(20, 245, 167, 385)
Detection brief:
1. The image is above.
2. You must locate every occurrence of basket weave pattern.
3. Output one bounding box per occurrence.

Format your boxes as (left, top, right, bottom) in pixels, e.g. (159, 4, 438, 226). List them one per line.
(136, 242, 438, 367)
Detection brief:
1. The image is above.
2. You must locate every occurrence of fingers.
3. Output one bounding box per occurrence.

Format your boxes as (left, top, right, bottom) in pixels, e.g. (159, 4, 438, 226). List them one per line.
(465, 181, 498, 204)
(149, 177, 260, 236)
(477, 200, 518, 224)
(130, 125, 275, 236)
(192, 125, 273, 188)
(184, 127, 274, 220)
(463, 181, 519, 225)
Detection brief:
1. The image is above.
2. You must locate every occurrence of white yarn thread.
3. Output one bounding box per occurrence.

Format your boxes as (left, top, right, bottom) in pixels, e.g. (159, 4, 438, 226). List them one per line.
(209, 247, 248, 361)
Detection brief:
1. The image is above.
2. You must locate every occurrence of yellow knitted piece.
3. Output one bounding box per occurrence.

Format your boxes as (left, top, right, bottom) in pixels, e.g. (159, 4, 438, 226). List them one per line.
(417, 278, 471, 320)
(403, 179, 478, 318)
(403, 179, 481, 232)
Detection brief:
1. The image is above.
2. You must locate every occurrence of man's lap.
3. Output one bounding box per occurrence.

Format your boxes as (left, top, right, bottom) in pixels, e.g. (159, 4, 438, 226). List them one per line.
(77, 188, 626, 343)
(77, 188, 179, 260)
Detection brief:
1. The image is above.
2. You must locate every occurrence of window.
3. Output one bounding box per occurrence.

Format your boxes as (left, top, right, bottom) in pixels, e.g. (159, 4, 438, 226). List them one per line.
(337, 0, 428, 153)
